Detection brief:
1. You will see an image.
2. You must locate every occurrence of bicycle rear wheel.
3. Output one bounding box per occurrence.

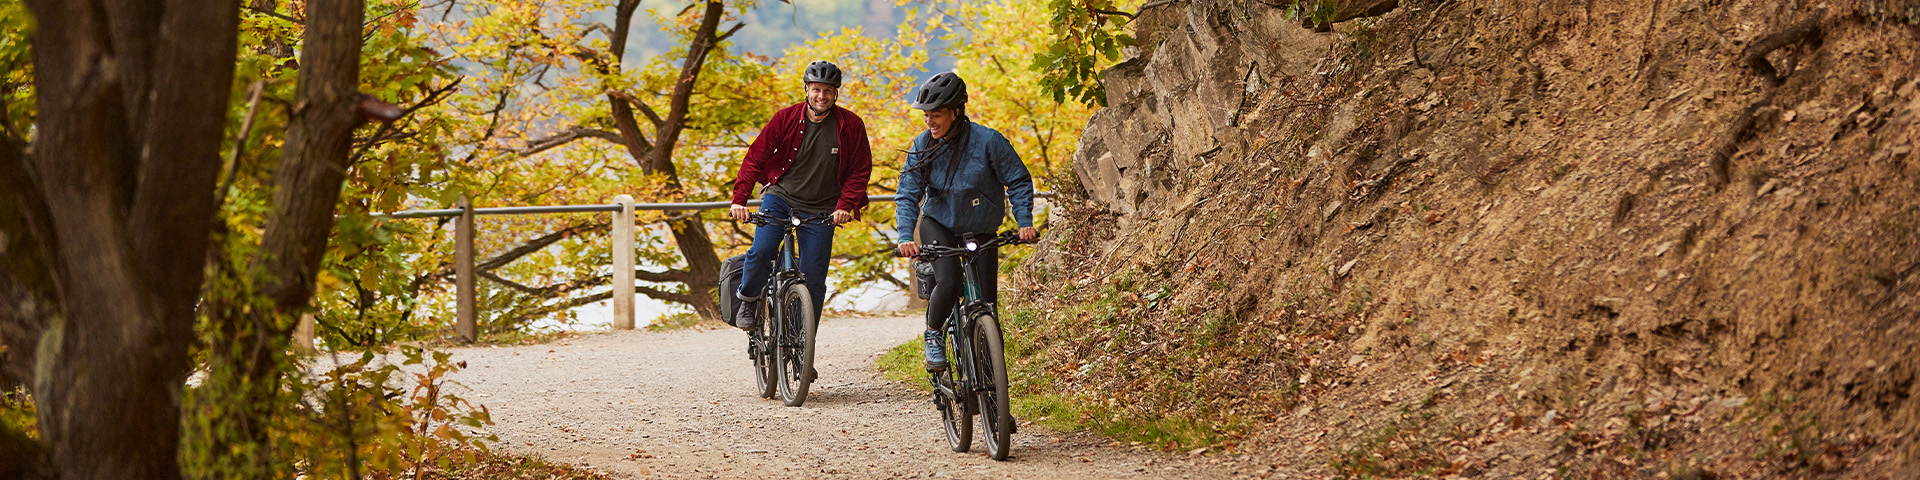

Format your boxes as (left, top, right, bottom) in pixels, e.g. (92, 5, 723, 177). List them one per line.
(937, 368, 973, 452)
(774, 283, 816, 407)
(973, 313, 1013, 460)
(750, 302, 777, 399)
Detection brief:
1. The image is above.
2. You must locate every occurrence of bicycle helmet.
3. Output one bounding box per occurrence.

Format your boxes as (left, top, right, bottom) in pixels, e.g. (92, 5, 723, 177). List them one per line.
(803, 61, 843, 87)
(910, 72, 967, 111)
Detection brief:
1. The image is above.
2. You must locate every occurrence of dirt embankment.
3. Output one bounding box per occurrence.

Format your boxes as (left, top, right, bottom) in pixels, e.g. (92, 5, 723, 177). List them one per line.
(1020, 0, 1920, 477)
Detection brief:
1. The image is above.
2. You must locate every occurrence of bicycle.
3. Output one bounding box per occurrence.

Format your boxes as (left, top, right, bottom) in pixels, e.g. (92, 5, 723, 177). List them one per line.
(906, 230, 1032, 461)
(740, 212, 835, 407)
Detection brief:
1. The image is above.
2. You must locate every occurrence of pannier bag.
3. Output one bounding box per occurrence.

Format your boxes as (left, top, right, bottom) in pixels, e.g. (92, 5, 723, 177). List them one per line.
(719, 254, 747, 321)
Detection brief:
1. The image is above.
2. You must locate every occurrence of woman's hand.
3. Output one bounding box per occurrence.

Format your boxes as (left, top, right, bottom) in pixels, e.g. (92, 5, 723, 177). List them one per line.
(1018, 227, 1037, 242)
(897, 241, 920, 257)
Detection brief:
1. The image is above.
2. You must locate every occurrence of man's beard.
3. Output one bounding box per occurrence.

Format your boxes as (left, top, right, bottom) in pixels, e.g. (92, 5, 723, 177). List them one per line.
(808, 101, 833, 116)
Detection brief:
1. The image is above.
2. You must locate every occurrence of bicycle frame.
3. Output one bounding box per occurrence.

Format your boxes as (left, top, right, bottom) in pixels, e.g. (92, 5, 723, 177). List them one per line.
(925, 234, 1018, 406)
(743, 212, 833, 406)
(760, 214, 827, 321)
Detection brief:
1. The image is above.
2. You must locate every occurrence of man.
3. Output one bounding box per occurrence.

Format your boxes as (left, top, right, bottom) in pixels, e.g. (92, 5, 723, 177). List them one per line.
(894, 72, 1036, 371)
(729, 61, 873, 329)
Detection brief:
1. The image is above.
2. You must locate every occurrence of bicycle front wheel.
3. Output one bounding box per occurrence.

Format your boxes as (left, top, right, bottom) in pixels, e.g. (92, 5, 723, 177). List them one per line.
(973, 313, 1013, 460)
(775, 283, 816, 407)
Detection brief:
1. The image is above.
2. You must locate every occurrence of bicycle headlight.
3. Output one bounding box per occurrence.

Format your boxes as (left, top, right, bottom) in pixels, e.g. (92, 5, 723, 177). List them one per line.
(790, 217, 801, 226)
(965, 242, 977, 251)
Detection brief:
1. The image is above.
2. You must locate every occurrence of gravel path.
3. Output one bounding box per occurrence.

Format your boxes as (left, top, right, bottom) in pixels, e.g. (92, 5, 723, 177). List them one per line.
(442, 314, 1257, 479)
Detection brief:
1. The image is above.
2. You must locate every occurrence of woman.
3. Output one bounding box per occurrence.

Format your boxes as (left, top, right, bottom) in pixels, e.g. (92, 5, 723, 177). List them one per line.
(894, 72, 1037, 371)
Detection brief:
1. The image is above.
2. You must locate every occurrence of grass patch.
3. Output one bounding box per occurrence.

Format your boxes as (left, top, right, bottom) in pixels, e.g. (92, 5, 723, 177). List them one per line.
(1017, 392, 1235, 452)
(877, 337, 932, 385)
(874, 330, 1236, 453)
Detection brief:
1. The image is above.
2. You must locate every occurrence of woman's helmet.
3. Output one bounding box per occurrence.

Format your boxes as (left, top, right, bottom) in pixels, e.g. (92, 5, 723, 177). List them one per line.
(803, 61, 843, 87)
(910, 72, 967, 111)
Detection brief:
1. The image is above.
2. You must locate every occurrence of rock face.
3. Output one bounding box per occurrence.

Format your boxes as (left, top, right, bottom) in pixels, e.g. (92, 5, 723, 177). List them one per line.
(1073, 0, 1334, 218)
(1030, 0, 1920, 476)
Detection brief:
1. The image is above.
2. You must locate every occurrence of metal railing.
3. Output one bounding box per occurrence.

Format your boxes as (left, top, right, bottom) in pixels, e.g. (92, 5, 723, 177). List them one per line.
(375, 192, 1055, 342)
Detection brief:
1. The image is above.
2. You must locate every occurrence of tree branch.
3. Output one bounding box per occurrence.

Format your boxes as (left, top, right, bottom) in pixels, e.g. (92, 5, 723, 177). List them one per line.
(476, 271, 541, 294)
(500, 283, 699, 326)
(350, 77, 463, 164)
(607, 90, 665, 128)
(715, 22, 746, 43)
(521, 126, 626, 157)
(579, 22, 613, 39)
(247, 4, 302, 24)
(1740, 14, 1824, 86)
(475, 221, 610, 272)
(634, 285, 699, 305)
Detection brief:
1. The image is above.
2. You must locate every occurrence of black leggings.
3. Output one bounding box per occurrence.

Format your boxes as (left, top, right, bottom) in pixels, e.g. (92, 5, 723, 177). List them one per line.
(919, 219, 997, 331)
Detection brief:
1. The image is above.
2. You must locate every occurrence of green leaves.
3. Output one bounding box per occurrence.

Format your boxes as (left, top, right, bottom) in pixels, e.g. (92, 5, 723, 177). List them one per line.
(0, 0, 34, 136)
(1032, 0, 1138, 105)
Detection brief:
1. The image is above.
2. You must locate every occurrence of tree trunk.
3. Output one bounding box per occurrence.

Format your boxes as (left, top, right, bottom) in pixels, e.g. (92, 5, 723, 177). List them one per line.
(201, 0, 368, 474)
(0, 133, 54, 393)
(0, 132, 54, 480)
(667, 218, 724, 320)
(602, 0, 730, 321)
(20, 0, 240, 478)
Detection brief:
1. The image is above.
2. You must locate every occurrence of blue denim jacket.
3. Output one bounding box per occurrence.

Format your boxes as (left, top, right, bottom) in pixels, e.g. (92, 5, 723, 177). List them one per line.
(895, 122, 1035, 243)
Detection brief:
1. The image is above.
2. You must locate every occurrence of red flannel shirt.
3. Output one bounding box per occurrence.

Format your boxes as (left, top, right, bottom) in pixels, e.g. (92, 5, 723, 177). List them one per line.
(730, 103, 873, 219)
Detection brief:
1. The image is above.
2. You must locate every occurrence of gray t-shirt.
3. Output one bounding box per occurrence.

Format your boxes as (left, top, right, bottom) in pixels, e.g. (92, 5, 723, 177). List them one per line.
(766, 112, 841, 214)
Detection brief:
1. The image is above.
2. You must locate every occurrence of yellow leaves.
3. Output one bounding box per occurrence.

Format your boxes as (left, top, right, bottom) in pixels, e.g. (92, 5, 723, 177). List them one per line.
(316, 270, 344, 292)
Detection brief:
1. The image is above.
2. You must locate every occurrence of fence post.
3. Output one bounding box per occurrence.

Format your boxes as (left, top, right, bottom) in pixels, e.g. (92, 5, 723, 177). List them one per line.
(612, 195, 636, 330)
(293, 313, 317, 355)
(456, 195, 477, 342)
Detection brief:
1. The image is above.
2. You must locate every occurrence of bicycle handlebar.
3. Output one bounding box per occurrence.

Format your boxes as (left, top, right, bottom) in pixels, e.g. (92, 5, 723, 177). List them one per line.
(742, 212, 837, 227)
(900, 230, 1034, 259)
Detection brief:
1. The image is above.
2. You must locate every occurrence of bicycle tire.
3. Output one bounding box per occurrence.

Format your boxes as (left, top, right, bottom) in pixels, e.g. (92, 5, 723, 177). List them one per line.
(751, 301, 777, 399)
(775, 283, 816, 407)
(939, 367, 973, 452)
(974, 313, 1013, 460)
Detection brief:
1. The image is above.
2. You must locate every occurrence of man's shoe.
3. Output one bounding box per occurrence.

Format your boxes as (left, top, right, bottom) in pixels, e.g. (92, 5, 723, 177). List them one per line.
(732, 295, 761, 330)
(923, 330, 949, 371)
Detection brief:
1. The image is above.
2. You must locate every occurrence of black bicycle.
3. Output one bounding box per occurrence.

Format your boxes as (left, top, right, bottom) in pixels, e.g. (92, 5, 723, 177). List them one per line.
(741, 212, 834, 407)
(909, 230, 1032, 460)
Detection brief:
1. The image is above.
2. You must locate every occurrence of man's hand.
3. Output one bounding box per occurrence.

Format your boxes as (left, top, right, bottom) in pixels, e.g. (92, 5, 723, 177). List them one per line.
(897, 241, 919, 257)
(730, 204, 750, 222)
(832, 209, 852, 225)
(1018, 227, 1038, 242)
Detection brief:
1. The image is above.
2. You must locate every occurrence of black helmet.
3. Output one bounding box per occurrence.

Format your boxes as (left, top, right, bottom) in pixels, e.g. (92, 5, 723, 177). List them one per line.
(803, 61, 843, 87)
(910, 72, 967, 111)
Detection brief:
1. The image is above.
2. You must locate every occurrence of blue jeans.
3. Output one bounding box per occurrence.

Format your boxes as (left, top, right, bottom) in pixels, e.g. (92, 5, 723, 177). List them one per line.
(737, 194, 833, 315)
